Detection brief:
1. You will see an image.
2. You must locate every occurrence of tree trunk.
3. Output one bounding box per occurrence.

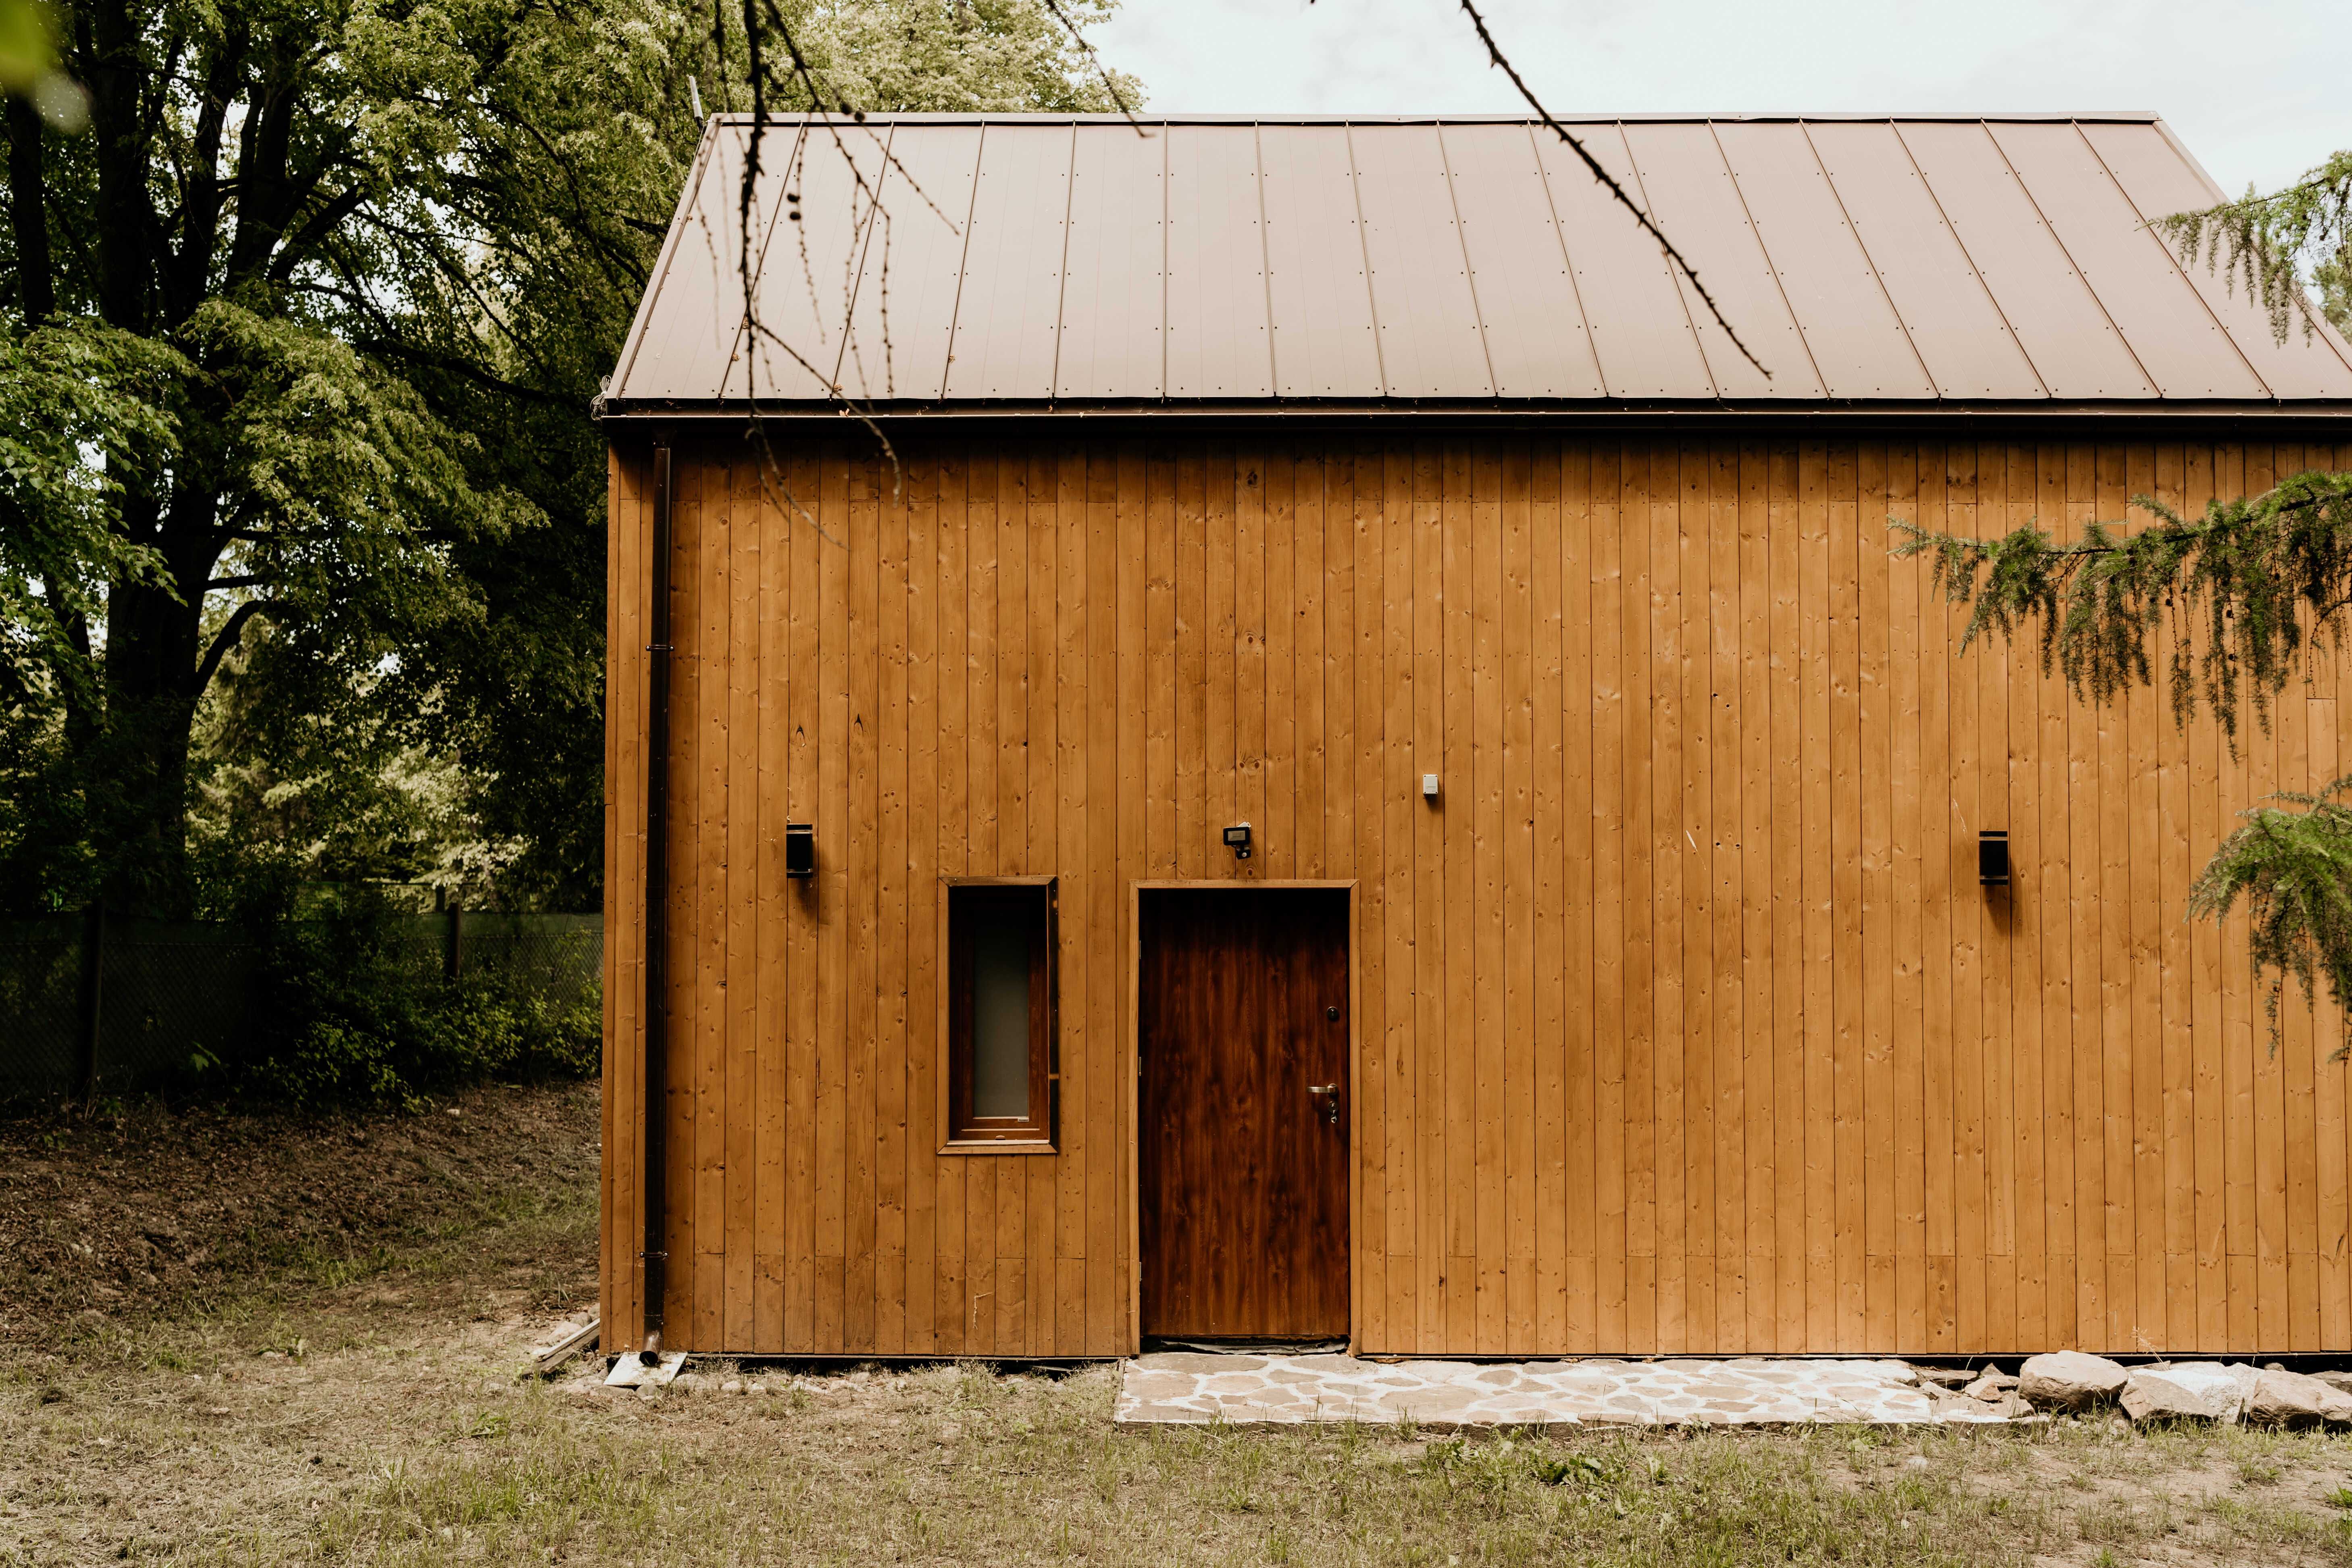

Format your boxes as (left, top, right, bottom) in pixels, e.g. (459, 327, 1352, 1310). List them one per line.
(80, 467, 220, 915)
(86, 573, 202, 914)
(5, 97, 54, 321)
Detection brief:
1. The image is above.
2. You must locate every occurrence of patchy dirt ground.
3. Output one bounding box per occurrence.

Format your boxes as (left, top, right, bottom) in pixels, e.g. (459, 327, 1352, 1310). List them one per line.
(8, 1083, 2352, 1566)
(0, 1081, 598, 1339)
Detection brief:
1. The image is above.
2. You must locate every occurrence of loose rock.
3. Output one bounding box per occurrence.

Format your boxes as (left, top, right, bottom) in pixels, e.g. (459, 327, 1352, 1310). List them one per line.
(2121, 1369, 2227, 1423)
(2019, 1350, 2129, 1411)
(2135, 1362, 2254, 1422)
(1964, 1371, 2019, 1402)
(2246, 1368, 2352, 1428)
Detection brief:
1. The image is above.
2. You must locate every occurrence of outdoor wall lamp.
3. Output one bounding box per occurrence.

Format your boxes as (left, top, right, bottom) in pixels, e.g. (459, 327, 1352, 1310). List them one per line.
(784, 822, 816, 879)
(1979, 829, 2010, 887)
(1223, 823, 1253, 860)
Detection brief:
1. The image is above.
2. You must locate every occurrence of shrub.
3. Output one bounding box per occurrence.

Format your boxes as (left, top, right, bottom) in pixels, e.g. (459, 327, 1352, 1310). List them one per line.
(206, 893, 597, 1108)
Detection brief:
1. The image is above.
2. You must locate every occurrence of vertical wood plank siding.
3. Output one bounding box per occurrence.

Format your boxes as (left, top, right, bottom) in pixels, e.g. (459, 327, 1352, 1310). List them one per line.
(604, 429, 2352, 1357)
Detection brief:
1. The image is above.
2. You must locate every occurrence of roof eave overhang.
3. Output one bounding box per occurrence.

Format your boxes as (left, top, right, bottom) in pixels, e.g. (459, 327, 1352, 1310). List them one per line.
(597, 398, 2352, 430)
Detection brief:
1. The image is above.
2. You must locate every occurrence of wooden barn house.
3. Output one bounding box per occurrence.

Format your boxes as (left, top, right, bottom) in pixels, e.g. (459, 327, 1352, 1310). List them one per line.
(598, 112, 2352, 1361)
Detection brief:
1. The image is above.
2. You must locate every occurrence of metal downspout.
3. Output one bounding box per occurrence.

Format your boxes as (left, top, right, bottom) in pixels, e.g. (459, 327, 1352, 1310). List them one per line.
(640, 441, 674, 1357)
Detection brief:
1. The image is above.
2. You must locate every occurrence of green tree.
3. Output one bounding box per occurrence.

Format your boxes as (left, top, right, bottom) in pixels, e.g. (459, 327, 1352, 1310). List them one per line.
(1896, 146, 2352, 1038)
(0, 0, 1131, 918)
(2158, 151, 2352, 342)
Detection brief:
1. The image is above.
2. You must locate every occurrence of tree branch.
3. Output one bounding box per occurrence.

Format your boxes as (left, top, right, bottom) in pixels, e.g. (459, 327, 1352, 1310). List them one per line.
(1895, 469, 2352, 744)
(1446, 0, 1770, 380)
(502, 112, 656, 290)
(264, 183, 367, 285)
(189, 599, 282, 699)
(343, 329, 582, 410)
(1034, 0, 1143, 128)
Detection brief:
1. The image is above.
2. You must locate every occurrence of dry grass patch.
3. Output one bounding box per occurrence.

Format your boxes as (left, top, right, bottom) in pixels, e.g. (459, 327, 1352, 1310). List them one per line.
(10, 1087, 2352, 1565)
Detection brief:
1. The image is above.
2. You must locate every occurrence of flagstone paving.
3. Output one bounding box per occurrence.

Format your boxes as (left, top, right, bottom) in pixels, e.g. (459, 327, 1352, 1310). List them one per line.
(1114, 1353, 2025, 1428)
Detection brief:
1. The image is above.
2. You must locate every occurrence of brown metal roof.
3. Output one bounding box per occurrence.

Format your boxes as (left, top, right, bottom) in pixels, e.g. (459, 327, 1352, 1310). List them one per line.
(608, 112, 2352, 412)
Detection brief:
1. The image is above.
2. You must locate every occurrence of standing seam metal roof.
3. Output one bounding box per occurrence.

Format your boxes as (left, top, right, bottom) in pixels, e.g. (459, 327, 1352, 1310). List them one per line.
(608, 112, 2352, 410)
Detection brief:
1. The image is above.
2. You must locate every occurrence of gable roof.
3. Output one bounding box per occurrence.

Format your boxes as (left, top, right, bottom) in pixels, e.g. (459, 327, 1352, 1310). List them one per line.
(605, 112, 2352, 416)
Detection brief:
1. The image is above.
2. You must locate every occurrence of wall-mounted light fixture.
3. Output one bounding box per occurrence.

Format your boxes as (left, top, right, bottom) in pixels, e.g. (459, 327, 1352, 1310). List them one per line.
(784, 822, 816, 879)
(1223, 823, 1253, 861)
(1978, 829, 2010, 887)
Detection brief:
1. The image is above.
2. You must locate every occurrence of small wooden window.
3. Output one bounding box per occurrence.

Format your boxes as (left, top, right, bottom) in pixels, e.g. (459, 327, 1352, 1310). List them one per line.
(943, 880, 1055, 1149)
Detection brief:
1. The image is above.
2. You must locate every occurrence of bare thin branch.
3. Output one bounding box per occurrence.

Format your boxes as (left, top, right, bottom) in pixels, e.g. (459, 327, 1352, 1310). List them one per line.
(1035, 0, 1146, 131)
(1447, 0, 1770, 381)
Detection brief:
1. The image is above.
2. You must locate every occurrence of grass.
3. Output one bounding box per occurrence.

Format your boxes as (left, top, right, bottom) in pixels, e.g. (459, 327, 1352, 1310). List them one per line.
(10, 1088, 2352, 1564)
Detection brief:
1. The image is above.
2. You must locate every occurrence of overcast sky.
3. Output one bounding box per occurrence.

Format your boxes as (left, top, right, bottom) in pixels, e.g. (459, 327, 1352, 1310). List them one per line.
(1092, 0, 2347, 199)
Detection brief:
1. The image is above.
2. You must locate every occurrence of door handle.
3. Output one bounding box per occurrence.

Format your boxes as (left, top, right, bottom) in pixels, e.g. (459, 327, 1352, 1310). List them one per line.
(1308, 1083, 1341, 1126)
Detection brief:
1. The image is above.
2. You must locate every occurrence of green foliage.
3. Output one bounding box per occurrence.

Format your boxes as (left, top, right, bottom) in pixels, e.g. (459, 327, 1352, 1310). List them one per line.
(1918, 144, 2352, 1051)
(2156, 149, 2352, 342)
(217, 893, 599, 1108)
(776, 0, 1137, 113)
(1, 0, 1131, 1100)
(0, 317, 177, 704)
(0, 314, 183, 908)
(1898, 469, 2352, 1046)
(2190, 777, 2352, 1045)
(0, 0, 1134, 922)
(1894, 469, 2352, 743)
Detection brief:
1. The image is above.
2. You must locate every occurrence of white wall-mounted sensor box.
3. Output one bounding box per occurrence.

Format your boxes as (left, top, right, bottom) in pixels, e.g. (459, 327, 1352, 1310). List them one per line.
(1422, 774, 1440, 800)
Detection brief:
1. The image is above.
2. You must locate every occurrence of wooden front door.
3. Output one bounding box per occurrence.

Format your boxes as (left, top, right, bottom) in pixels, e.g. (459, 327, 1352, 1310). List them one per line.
(1138, 887, 1350, 1339)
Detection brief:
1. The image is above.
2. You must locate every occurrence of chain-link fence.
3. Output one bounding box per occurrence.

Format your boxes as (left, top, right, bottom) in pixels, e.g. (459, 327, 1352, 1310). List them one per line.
(452, 913, 603, 1012)
(0, 912, 602, 1103)
(0, 918, 82, 1102)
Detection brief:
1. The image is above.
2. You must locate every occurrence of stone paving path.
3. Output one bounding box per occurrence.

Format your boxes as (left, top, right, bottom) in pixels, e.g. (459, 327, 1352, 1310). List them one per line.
(1115, 1352, 2022, 1428)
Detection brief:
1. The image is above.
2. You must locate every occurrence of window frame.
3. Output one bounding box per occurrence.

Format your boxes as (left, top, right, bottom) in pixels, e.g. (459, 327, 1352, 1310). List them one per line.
(937, 876, 1058, 1154)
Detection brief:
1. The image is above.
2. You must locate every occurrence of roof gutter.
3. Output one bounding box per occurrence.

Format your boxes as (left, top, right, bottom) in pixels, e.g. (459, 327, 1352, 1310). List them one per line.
(595, 400, 2352, 433)
(703, 109, 2171, 128)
